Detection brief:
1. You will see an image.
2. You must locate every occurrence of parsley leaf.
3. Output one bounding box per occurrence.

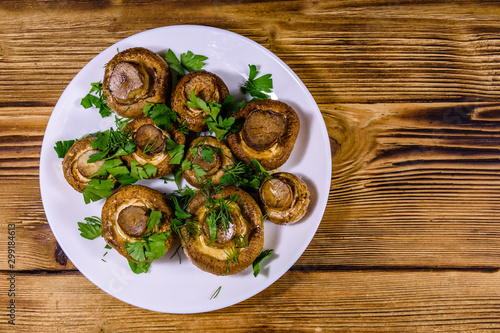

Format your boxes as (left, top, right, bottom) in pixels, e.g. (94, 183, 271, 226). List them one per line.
(130, 161, 157, 180)
(54, 139, 76, 158)
(164, 49, 185, 76)
(128, 260, 151, 274)
(143, 103, 179, 131)
(147, 210, 163, 230)
(77, 216, 102, 240)
(81, 81, 112, 117)
(144, 233, 169, 260)
(180, 51, 208, 72)
(223, 94, 247, 114)
(241, 65, 273, 100)
(166, 138, 185, 164)
(82, 178, 115, 204)
(126, 241, 147, 262)
(252, 249, 273, 277)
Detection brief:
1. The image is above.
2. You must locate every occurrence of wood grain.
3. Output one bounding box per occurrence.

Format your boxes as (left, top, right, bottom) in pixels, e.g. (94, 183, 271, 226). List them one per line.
(2, 270, 500, 331)
(2, 0, 500, 330)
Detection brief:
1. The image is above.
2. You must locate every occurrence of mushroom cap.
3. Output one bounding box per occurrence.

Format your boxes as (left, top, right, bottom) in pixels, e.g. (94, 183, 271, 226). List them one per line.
(181, 186, 264, 276)
(121, 117, 186, 178)
(182, 136, 235, 188)
(227, 99, 300, 170)
(171, 70, 229, 132)
(102, 47, 170, 118)
(101, 185, 174, 262)
(259, 172, 311, 225)
(62, 138, 108, 192)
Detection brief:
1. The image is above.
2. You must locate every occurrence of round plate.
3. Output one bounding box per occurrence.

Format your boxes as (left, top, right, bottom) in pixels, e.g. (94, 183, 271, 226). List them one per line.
(39, 25, 331, 313)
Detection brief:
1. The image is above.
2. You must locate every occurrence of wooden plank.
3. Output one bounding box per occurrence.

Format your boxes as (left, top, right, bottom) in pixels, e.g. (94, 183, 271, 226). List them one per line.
(2, 2, 500, 105)
(1, 270, 500, 331)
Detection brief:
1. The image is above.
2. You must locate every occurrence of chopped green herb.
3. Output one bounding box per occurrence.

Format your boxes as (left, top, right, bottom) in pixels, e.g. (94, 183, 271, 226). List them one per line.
(77, 216, 102, 240)
(165, 138, 185, 164)
(164, 49, 207, 76)
(220, 159, 271, 192)
(54, 139, 76, 158)
(128, 260, 151, 274)
(210, 286, 222, 300)
(82, 178, 115, 204)
(241, 64, 273, 100)
(222, 94, 247, 114)
(146, 210, 163, 230)
(81, 81, 112, 117)
(143, 103, 179, 132)
(252, 249, 273, 277)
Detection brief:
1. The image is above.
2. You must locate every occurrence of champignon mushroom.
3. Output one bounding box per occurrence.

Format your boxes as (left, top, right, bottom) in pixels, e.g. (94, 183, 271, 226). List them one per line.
(182, 136, 234, 188)
(62, 138, 109, 192)
(227, 99, 300, 170)
(121, 117, 186, 178)
(180, 186, 264, 276)
(259, 172, 310, 225)
(171, 70, 229, 132)
(102, 47, 170, 118)
(101, 185, 174, 262)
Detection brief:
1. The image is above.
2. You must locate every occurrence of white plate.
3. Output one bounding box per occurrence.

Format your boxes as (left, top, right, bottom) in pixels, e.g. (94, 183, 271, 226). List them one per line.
(39, 25, 331, 313)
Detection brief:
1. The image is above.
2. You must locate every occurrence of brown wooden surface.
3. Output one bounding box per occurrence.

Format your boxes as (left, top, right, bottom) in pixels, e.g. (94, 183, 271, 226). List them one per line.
(2, 0, 500, 331)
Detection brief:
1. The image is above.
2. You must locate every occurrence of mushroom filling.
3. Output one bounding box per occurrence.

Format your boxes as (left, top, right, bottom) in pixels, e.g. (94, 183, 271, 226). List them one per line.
(133, 124, 166, 155)
(242, 109, 287, 151)
(117, 205, 149, 238)
(76, 150, 105, 177)
(192, 146, 222, 176)
(183, 75, 220, 108)
(260, 177, 294, 209)
(109, 62, 150, 102)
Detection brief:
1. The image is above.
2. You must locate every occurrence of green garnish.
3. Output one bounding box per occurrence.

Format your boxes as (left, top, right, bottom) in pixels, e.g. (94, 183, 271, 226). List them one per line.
(114, 115, 132, 131)
(165, 138, 185, 164)
(222, 94, 247, 115)
(143, 103, 181, 132)
(128, 260, 151, 274)
(220, 159, 271, 192)
(82, 178, 115, 204)
(81, 81, 112, 117)
(234, 234, 249, 248)
(186, 91, 243, 140)
(125, 231, 171, 265)
(224, 247, 240, 264)
(241, 64, 273, 100)
(54, 139, 76, 158)
(164, 49, 208, 76)
(88, 128, 136, 163)
(146, 210, 162, 230)
(210, 286, 222, 300)
(77, 216, 102, 240)
(130, 161, 157, 180)
(252, 249, 273, 277)
(205, 195, 238, 246)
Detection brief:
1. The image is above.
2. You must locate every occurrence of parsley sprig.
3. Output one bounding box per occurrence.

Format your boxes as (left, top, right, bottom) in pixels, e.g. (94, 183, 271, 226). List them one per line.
(186, 91, 244, 140)
(164, 49, 208, 76)
(54, 139, 76, 158)
(241, 65, 273, 100)
(81, 81, 112, 118)
(77, 216, 103, 240)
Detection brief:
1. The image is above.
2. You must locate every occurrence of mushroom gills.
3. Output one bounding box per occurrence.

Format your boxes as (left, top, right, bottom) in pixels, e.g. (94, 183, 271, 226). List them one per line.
(242, 109, 287, 151)
(117, 205, 149, 237)
(134, 124, 166, 155)
(109, 62, 150, 102)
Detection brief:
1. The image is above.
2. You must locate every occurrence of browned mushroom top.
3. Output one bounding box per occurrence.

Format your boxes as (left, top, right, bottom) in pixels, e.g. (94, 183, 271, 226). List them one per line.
(62, 138, 108, 192)
(182, 136, 234, 188)
(180, 186, 264, 276)
(103, 47, 170, 118)
(101, 185, 174, 262)
(259, 172, 310, 225)
(171, 71, 229, 132)
(122, 117, 185, 178)
(227, 99, 300, 170)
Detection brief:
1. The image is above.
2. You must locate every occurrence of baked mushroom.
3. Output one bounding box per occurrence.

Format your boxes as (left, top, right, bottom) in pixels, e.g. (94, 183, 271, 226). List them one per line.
(102, 47, 170, 118)
(259, 172, 310, 225)
(182, 136, 234, 188)
(62, 138, 108, 192)
(180, 186, 264, 276)
(171, 70, 229, 132)
(101, 185, 174, 262)
(227, 99, 300, 170)
(121, 117, 186, 178)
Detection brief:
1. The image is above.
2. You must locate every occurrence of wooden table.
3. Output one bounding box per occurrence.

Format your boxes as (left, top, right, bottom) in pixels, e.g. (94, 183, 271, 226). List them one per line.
(2, 1, 500, 331)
